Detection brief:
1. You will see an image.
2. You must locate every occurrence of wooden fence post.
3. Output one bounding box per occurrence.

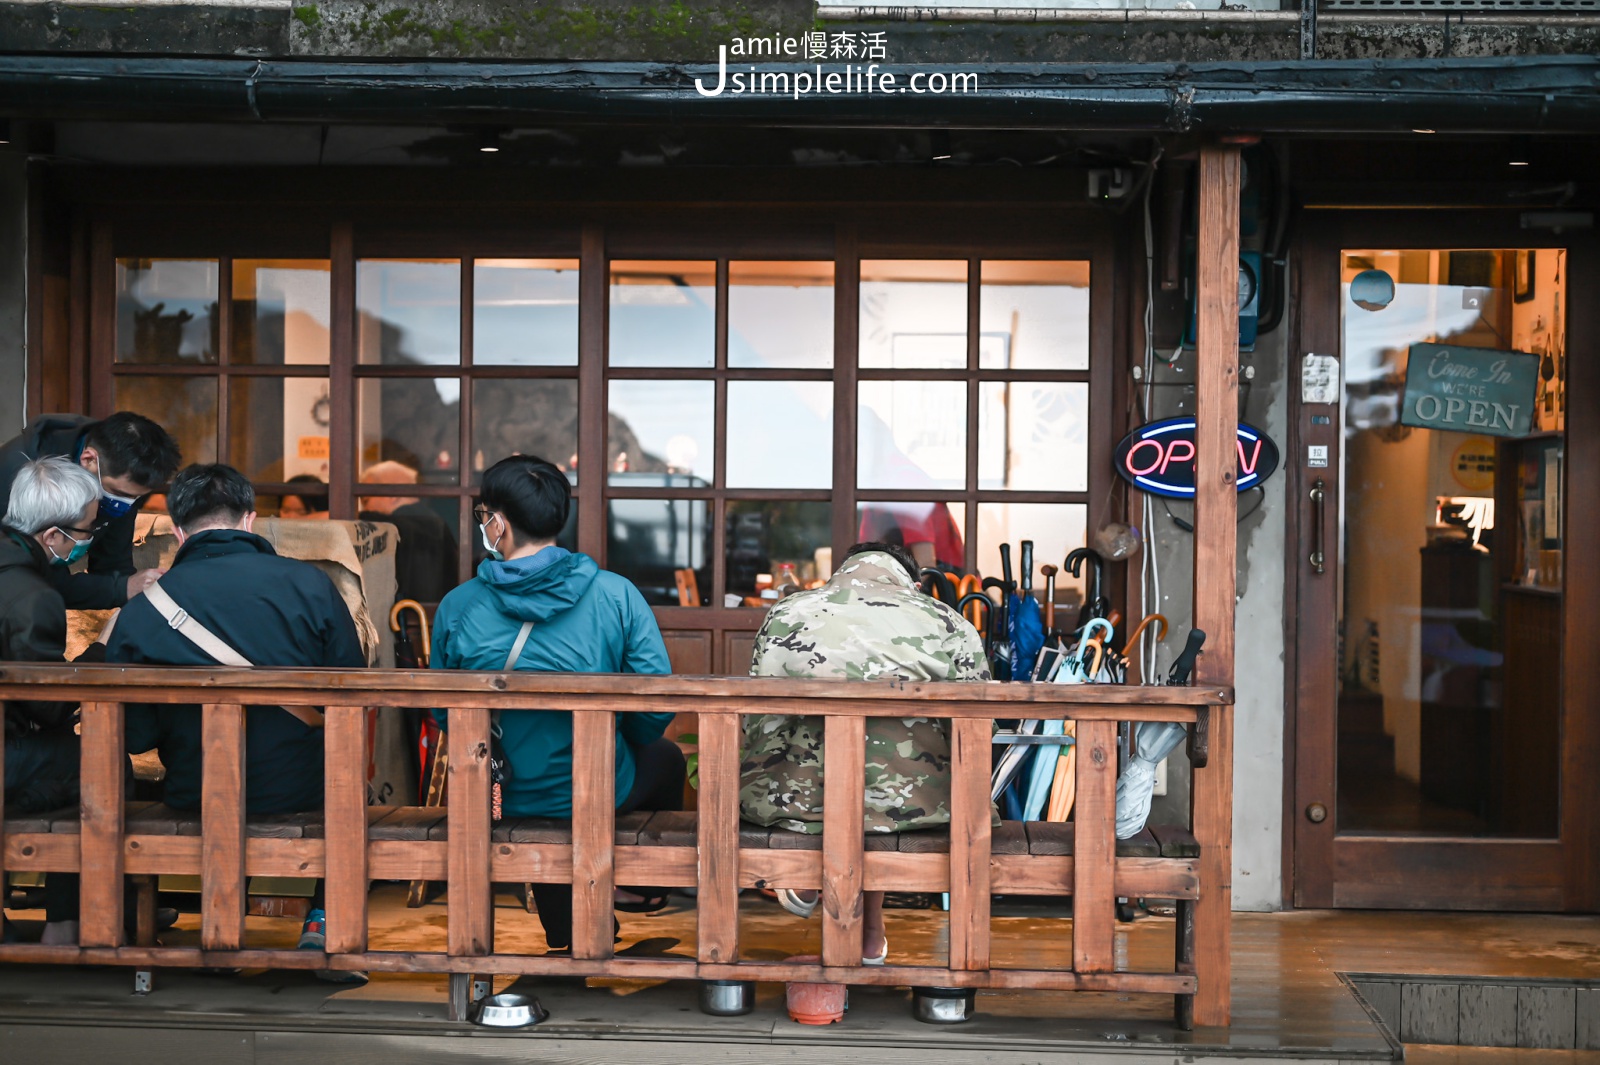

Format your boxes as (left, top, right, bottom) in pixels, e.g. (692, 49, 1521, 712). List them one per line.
(948, 715, 992, 972)
(200, 702, 247, 951)
(696, 709, 741, 965)
(571, 709, 616, 960)
(821, 714, 865, 968)
(78, 700, 125, 948)
(324, 705, 369, 955)
(1072, 718, 1118, 973)
(446, 707, 493, 958)
(1191, 141, 1241, 1028)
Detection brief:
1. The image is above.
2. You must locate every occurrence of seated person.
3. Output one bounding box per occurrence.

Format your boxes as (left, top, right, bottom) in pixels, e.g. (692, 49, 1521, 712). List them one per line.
(0, 412, 179, 609)
(359, 460, 458, 603)
(105, 463, 365, 973)
(0, 457, 116, 944)
(430, 455, 680, 952)
(278, 475, 329, 519)
(740, 542, 990, 963)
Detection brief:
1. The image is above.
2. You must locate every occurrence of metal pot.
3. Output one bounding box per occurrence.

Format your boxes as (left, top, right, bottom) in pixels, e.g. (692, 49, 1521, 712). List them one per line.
(911, 986, 976, 1024)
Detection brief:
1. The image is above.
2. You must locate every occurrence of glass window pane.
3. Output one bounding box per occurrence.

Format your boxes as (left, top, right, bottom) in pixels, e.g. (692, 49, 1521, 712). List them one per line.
(979, 261, 1091, 370)
(727, 501, 833, 606)
(232, 260, 331, 366)
(979, 381, 1089, 492)
(357, 259, 460, 366)
(859, 260, 966, 369)
(229, 376, 332, 483)
(607, 498, 711, 606)
(726, 381, 833, 489)
(976, 502, 1088, 604)
(607, 379, 714, 484)
(357, 492, 463, 604)
(855, 501, 966, 573)
(471, 378, 579, 479)
(858, 380, 966, 490)
(358, 377, 461, 482)
(113, 376, 217, 465)
(473, 258, 579, 366)
(609, 260, 715, 368)
(116, 259, 217, 365)
(728, 261, 834, 369)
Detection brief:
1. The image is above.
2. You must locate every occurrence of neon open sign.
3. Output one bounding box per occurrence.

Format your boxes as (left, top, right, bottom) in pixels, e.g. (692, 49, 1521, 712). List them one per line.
(1113, 417, 1280, 500)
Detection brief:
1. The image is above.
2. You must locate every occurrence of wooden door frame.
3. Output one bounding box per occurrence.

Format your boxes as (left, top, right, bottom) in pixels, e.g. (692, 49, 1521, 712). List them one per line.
(1286, 209, 1600, 912)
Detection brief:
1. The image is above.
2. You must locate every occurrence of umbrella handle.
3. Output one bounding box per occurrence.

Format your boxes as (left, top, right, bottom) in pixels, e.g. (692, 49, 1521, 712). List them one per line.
(1080, 637, 1107, 678)
(390, 599, 431, 664)
(1126, 613, 1169, 648)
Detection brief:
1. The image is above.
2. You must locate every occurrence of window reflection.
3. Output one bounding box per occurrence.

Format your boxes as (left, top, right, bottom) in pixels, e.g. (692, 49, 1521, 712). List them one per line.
(607, 497, 711, 606)
(471, 379, 579, 479)
(725, 381, 833, 489)
(858, 380, 966, 490)
(357, 377, 460, 480)
(609, 260, 716, 368)
(116, 259, 217, 365)
(976, 502, 1087, 602)
(359, 484, 460, 604)
(859, 260, 966, 370)
(979, 261, 1090, 370)
(229, 376, 332, 483)
(856, 501, 966, 573)
(607, 379, 714, 482)
(978, 381, 1089, 492)
(232, 260, 330, 366)
(357, 259, 461, 366)
(727, 501, 832, 606)
(114, 376, 217, 464)
(473, 258, 579, 366)
(728, 261, 834, 369)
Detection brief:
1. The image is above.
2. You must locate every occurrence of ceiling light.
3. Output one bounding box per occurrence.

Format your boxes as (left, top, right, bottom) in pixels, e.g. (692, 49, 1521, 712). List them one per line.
(478, 128, 502, 153)
(0, 119, 10, 145)
(1509, 159, 1529, 167)
(1411, 128, 1435, 134)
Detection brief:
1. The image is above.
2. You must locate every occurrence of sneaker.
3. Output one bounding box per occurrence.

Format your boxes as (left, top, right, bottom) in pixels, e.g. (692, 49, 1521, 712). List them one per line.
(298, 908, 369, 986)
(1115, 757, 1158, 840)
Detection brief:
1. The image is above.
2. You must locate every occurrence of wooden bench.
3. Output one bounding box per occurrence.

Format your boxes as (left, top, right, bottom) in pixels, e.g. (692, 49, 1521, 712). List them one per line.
(0, 665, 1233, 1028)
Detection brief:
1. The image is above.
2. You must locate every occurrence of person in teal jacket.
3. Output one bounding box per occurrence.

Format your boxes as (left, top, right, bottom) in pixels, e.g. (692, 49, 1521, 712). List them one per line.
(431, 454, 682, 951)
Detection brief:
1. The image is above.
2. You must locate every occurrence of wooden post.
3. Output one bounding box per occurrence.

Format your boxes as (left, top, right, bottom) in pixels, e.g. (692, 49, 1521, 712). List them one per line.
(821, 715, 865, 968)
(446, 707, 493, 958)
(571, 710, 616, 960)
(1071, 718, 1117, 973)
(948, 717, 992, 971)
(78, 701, 125, 947)
(695, 709, 741, 964)
(1191, 142, 1241, 1028)
(200, 702, 247, 951)
(323, 705, 369, 954)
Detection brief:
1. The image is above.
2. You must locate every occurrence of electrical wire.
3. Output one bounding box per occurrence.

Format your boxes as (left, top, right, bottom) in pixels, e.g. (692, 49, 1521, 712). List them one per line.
(1139, 160, 1162, 685)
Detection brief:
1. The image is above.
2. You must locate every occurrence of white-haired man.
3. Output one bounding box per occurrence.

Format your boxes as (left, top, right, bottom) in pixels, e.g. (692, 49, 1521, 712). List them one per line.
(0, 456, 116, 943)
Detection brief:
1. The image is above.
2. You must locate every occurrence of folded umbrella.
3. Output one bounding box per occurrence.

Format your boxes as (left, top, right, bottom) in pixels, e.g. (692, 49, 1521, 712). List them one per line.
(1010, 540, 1045, 682)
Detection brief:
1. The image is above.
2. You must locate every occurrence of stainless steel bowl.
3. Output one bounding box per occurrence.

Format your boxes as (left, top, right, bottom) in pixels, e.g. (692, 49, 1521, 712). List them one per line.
(700, 979, 756, 1016)
(911, 987, 976, 1024)
(474, 992, 548, 1028)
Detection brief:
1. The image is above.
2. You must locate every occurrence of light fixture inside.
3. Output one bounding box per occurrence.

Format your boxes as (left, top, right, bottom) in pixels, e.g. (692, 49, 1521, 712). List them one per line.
(1411, 128, 1436, 134)
(0, 119, 10, 145)
(1509, 159, 1529, 167)
(478, 128, 502, 153)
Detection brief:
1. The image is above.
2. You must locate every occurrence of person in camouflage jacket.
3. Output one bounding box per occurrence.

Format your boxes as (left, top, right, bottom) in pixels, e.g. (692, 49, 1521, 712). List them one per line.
(739, 542, 990, 961)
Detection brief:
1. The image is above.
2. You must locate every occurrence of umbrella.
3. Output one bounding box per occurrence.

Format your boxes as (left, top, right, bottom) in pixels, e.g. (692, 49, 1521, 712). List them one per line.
(1028, 618, 1114, 821)
(982, 570, 1013, 682)
(1010, 540, 1045, 682)
(1065, 547, 1110, 626)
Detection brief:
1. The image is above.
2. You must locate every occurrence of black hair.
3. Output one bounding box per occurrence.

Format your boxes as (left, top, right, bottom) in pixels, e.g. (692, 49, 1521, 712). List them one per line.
(844, 541, 920, 583)
(167, 463, 255, 532)
(285, 474, 328, 513)
(84, 411, 181, 491)
(478, 455, 570, 541)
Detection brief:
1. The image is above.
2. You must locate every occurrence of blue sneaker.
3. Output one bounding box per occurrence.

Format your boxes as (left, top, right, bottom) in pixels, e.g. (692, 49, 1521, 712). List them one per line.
(299, 908, 368, 985)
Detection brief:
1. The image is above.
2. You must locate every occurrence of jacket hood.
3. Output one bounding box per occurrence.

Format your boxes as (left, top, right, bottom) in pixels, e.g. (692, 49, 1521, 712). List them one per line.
(476, 548, 598, 623)
(0, 527, 47, 576)
(171, 528, 279, 566)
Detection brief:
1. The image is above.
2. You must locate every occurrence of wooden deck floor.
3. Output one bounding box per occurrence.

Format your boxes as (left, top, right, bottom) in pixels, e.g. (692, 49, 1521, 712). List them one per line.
(3, 885, 1599, 1063)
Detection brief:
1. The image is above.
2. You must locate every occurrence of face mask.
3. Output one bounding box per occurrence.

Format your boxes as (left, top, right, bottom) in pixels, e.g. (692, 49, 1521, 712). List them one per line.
(49, 528, 93, 567)
(98, 490, 138, 519)
(480, 521, 505, 562)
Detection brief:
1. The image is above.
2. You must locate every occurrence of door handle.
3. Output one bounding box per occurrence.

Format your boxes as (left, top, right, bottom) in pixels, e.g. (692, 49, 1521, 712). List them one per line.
(1309, 478, 1326, 575)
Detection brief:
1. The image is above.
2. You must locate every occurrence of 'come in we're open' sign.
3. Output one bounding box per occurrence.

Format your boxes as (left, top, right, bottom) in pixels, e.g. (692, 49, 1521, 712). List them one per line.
(1399, 342, 1540, 438)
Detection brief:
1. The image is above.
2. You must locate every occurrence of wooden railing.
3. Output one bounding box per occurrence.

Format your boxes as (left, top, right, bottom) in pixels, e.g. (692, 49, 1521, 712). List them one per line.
(0, 664, 1234, 1026)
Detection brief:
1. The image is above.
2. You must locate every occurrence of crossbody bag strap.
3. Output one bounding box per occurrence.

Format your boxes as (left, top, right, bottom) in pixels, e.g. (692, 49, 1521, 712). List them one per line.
(140, 580, 324, 728)
(493, 620, 536, 741)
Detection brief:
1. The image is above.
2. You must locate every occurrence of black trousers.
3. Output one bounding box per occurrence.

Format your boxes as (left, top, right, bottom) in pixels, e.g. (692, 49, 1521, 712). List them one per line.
(528, 738, 686, 950)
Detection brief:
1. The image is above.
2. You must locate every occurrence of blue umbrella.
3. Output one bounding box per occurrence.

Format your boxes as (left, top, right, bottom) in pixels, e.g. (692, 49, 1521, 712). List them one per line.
(1010, 540, 1045, 680)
